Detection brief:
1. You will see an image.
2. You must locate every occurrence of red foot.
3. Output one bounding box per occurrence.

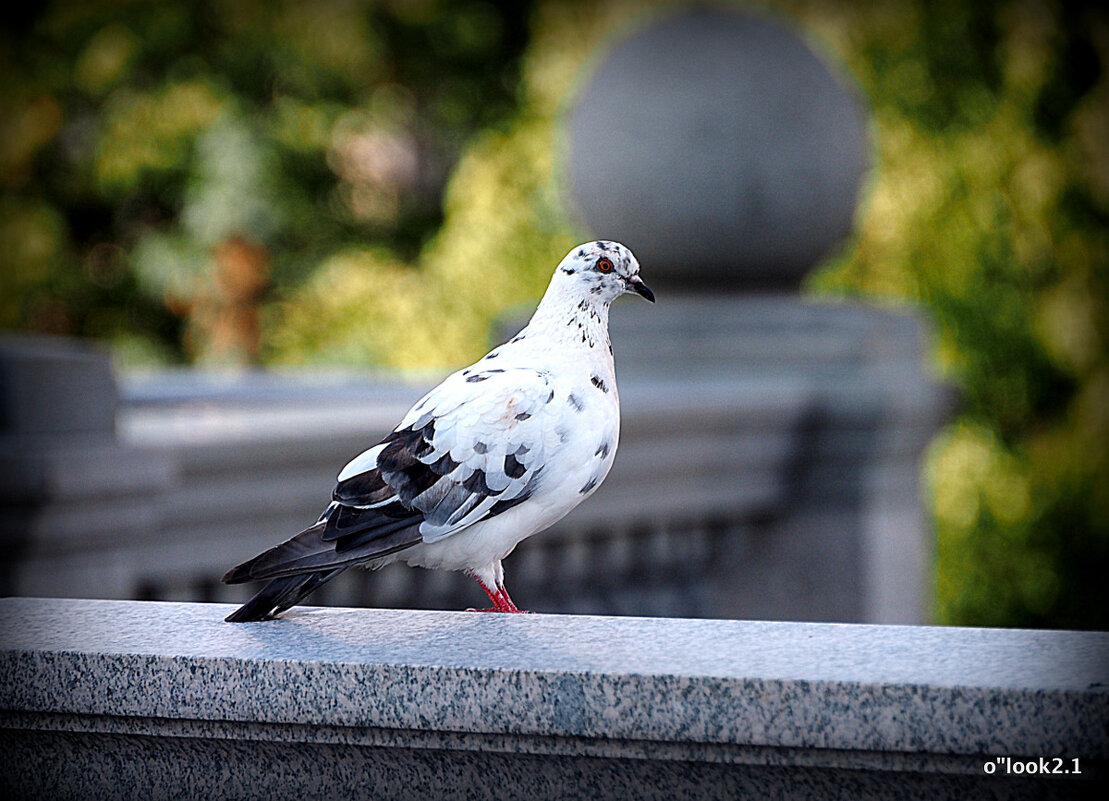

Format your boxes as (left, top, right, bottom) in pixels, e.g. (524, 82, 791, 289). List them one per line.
(468, 576, 530, 613)
(466, 606, 531, 613)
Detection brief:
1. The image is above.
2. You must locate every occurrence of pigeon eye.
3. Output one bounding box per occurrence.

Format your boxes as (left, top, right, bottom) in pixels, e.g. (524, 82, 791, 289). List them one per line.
(597, 257, 614, 273)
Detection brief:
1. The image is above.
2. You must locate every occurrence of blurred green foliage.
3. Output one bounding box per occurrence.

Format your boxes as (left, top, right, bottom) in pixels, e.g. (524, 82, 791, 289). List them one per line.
(797, 0, 1108, 630)
(1, 0, 532, 363)
(1, 0, 1105, 629)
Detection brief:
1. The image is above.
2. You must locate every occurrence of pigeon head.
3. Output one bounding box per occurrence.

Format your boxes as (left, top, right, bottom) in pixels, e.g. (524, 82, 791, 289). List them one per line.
(555, 241, 654, 304)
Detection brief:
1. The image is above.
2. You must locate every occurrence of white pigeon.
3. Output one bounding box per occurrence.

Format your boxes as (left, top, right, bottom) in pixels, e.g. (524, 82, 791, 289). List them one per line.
(222, 240, 653, 621)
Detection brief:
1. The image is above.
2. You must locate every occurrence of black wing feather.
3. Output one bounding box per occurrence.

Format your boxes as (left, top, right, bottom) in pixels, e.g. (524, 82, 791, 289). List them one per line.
(333, 422, 445, 508)
(222, 502, 421, 584)
(224, 568, 347, 622)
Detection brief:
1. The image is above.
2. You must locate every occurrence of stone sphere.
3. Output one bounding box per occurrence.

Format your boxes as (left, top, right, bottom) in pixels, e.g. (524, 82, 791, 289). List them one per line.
(563, 8, 870, 290)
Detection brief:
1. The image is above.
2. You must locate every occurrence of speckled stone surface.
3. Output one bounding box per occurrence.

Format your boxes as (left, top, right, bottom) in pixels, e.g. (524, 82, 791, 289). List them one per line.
(1, 598, 1106, 799)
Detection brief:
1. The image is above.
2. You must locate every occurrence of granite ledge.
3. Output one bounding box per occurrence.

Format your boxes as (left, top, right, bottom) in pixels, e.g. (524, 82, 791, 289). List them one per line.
(1, 597, 1107, 764)
(0, 710, 1076, 780)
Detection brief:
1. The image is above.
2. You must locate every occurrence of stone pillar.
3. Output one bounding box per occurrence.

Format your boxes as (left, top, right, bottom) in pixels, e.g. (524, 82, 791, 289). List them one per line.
(561, 8, 948, 623)
(564, 7, 869, 291)
(0, 335, 173, 599)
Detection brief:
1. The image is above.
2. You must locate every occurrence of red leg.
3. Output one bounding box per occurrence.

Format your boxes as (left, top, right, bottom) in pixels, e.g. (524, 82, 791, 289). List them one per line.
(467, 575, 529, 613)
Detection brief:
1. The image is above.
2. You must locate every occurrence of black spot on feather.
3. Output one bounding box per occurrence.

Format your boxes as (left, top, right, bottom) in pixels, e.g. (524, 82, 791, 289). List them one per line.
(546, 389, 554, 403)
(381, 460, 441, 503)
(332, 469, 392, 506)
(415, 441, 435, 460)
(474, 441, 488, 454)
(463, 469, 492, 495)
(595, 441, 610, 458)
(466, 373, 489, 383)
(504, 453, 526, 479)
(430, 452, 459, 474)
(515, 411, 531, 421)
(373, 429, 417, 472)
(580, 477, 598, 495)
(567, 393, 584, 412)
(366, 425, 447, 505)
(590, 375, 607, 393)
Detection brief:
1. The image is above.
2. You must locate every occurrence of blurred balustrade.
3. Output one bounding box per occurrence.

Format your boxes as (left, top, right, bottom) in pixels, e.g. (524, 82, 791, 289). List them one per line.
(1, 307, 948, 623)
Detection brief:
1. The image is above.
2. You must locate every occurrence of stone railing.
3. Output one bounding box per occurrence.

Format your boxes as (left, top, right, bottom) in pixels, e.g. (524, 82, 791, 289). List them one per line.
(2, 297, 950, 625)
(1, 597, 1105, 799)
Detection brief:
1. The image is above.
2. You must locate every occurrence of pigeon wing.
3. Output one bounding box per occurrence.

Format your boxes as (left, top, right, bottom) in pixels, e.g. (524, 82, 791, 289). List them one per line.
(223, 367, 559, 584)
(334, 367, 558, 544)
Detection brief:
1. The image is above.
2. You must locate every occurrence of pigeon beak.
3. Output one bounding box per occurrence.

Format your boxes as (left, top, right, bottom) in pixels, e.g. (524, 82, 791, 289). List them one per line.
(628, 276, 656, 303)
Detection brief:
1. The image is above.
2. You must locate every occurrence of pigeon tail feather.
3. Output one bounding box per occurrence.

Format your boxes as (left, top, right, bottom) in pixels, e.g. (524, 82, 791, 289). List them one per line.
(224, 568, 346, 622)
(222, 506, 422, 584)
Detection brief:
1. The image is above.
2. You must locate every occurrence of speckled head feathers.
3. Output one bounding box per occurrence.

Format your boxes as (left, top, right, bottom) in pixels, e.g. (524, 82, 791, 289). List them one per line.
(554, 241, 654, 304)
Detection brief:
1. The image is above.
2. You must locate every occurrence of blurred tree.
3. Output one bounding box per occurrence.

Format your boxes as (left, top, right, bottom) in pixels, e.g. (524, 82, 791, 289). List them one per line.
(801, 0, 1108, 630)
(0, 0, 532, 363)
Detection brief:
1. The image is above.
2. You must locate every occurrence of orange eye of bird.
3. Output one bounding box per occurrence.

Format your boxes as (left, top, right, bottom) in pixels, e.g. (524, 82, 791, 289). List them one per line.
(597, 257, 614, 273)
